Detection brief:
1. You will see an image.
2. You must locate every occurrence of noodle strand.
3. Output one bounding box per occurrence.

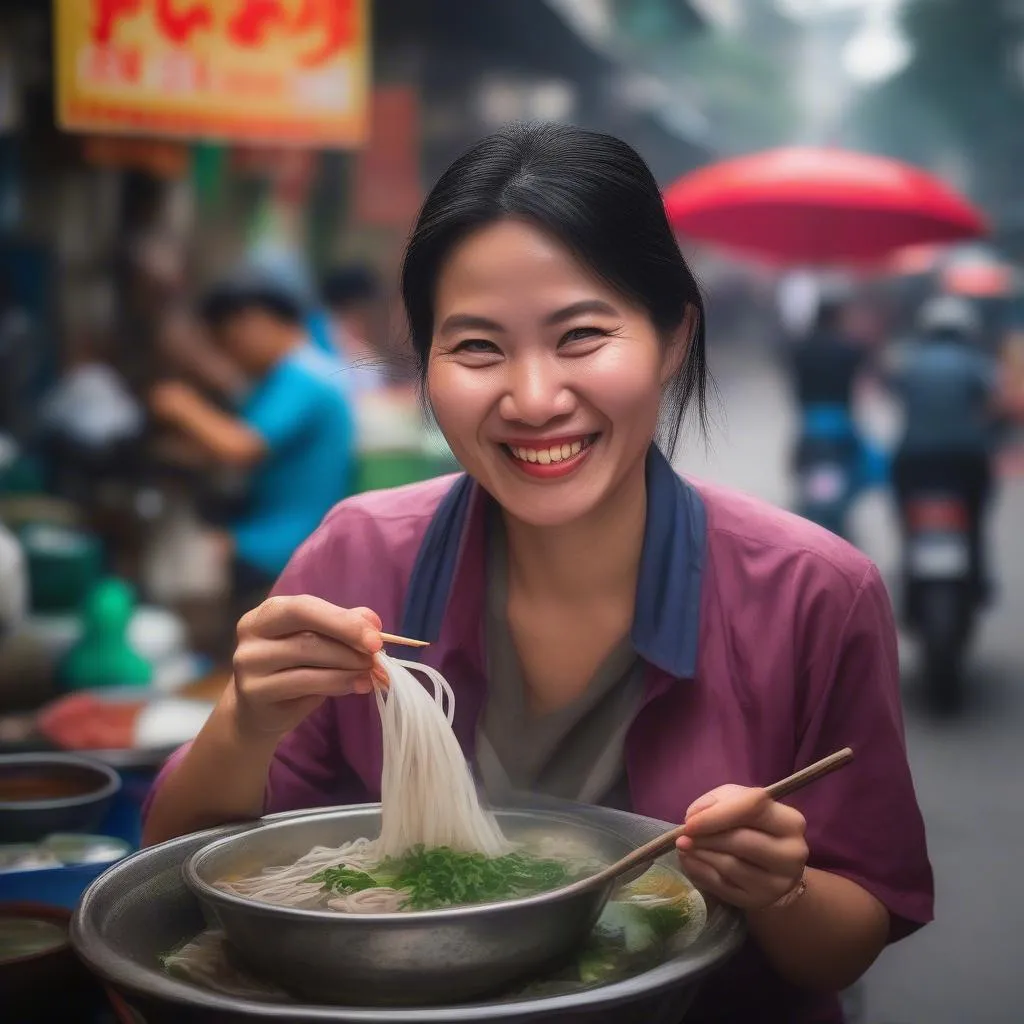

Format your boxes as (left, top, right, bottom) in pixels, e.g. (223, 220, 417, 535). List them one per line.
(217, 655, 510, 909)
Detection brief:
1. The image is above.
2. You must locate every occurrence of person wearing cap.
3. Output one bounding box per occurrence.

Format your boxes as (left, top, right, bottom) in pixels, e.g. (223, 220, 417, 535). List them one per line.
(149, 274, 356, 622)
(886, 294, 1008, 604)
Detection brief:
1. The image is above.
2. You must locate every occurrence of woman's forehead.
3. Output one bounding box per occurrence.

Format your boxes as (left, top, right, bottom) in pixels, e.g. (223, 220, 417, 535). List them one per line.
(435, 220, 620, 314)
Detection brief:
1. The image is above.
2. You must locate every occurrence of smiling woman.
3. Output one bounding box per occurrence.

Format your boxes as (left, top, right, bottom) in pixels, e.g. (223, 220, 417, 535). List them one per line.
(143, 123, 932, 1024)
(421, 217, 688, 529)
(402, 124, 708, 460)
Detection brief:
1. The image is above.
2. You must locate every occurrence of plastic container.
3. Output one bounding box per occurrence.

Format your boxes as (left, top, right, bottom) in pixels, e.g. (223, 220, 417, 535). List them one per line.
(59, 579, 153, 692)
(19, 523, 103, 615)
(128, 605, 204, 692)
(0, 837, 132, 909)
(0, 772, 140, 909)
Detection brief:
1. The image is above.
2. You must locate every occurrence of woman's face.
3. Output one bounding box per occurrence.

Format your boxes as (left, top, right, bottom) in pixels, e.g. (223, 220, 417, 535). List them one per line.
(427, 219, 683, 528)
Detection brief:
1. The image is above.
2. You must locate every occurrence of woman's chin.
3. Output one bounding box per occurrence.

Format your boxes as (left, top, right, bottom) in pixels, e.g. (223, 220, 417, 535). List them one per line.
(490, 481, 606, 530)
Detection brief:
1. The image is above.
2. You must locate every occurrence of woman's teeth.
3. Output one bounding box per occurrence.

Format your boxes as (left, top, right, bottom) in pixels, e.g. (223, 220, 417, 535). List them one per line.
(508, 439, 587, 464)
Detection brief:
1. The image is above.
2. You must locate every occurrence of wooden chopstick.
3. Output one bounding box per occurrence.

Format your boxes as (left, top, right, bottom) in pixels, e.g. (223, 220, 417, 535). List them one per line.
(765, 747, 854, 801)
(379, 632, 430, 648)
(561, 747, 856, 895)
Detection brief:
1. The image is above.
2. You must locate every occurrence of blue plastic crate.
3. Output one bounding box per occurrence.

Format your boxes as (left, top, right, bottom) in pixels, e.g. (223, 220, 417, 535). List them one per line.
(0, 768, 155, 908)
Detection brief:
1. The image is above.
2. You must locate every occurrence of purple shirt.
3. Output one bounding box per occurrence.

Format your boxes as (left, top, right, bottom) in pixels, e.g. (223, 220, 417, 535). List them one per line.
(148, 449, 932, 1022)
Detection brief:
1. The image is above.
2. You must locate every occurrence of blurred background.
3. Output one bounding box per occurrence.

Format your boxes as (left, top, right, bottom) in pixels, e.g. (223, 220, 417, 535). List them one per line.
(0, 2, 1021, 1022)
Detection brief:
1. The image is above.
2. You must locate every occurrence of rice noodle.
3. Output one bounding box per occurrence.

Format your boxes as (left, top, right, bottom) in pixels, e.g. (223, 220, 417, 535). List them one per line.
(329, 887, 405, 913)
(215, 837, 378, 906)
(374, 655, 510, 859)
(216, 654, 510, 910)
(162, 931, 289, 1000)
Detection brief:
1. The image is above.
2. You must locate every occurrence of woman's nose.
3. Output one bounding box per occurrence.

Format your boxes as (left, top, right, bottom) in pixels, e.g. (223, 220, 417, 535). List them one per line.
(499, 357, 574, 426)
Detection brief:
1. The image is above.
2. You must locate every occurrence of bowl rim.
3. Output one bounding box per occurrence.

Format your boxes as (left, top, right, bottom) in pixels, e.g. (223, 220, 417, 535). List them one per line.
(0, 901, 73, 969)
(72, 808, 747, 1022)
(184, 807, 637, 924)
(0, 752, 122, 812)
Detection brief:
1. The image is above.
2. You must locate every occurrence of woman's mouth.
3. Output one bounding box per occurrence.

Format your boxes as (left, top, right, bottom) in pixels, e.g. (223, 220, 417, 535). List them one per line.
(500, 434, 599, 479)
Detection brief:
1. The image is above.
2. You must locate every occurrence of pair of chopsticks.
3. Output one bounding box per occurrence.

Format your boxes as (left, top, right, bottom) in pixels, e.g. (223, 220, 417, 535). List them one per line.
(380, 632, 430, 649)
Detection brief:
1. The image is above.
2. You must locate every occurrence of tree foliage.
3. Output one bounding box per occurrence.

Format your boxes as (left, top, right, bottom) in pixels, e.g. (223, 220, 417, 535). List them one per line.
(670, 31, 800, 153)
(848, 0, 1024, 209)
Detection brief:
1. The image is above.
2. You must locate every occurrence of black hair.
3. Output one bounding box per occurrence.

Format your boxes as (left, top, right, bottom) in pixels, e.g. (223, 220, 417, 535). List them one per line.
(400, 122, 710, 457)
(321, 265, 379, 310)
(199, 273, 305, 331)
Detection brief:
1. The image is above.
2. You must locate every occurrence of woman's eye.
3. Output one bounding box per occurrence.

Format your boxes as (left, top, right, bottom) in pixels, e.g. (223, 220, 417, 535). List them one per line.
(560, 326, 606, 345)
(453, 339, 501, 355)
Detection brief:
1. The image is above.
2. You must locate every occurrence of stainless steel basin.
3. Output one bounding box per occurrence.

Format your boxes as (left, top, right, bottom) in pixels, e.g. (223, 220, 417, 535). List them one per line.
(72, 801, 745, 1023)
(185, 807, 632, 1005)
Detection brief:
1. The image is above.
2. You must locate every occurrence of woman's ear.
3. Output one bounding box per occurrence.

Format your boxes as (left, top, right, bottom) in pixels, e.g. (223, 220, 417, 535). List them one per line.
(661, 304, 699, 385)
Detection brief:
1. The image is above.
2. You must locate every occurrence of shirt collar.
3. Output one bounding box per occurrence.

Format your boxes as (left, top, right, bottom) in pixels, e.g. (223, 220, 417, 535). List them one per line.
(401, 446, 706, 679)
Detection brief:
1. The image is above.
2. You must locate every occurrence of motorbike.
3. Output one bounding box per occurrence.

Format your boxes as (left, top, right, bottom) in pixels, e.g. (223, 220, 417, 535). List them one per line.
(900, 490, 980, 713)
(795, 440, 857, 538)
(793, 405, 871, 539)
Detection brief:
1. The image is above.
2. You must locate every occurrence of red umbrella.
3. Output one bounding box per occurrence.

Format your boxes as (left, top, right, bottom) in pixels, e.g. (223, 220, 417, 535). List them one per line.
(664, 147, 987, 266)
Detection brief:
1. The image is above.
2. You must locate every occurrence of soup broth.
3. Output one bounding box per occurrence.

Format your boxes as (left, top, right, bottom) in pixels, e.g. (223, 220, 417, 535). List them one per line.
(0, 918, 68, 963)
(216, 836, 602, 913)
(0, 772, 98, 803)
(165, 862, 707, 1002)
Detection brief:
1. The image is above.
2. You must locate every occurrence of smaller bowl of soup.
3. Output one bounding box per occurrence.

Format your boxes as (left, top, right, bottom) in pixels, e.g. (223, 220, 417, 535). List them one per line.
(0, 902, 94, 1017)
(0, 754, 121, 843)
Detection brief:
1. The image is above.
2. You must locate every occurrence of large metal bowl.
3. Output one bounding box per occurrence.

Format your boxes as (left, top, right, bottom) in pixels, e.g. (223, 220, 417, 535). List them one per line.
(184, 807, 645, 1005)
(72, 803, 744, 1023)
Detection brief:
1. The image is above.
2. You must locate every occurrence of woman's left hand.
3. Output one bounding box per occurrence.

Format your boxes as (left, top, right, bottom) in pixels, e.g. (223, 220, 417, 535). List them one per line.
(676, 785, 809, 911)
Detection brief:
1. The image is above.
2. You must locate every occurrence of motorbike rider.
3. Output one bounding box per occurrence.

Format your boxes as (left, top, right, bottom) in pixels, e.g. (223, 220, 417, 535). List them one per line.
(886, 294, 1005, 608)
(787, 283, 882, 527)
(790, 285, 867, 410)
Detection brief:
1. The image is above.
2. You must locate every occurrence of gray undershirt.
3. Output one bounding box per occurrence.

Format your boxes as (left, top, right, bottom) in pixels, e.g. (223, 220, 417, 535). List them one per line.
(475, 512, 644, 811)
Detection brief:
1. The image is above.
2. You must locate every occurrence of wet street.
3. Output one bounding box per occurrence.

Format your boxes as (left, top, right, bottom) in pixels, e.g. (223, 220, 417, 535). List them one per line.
(677, 341, 1024, 1024)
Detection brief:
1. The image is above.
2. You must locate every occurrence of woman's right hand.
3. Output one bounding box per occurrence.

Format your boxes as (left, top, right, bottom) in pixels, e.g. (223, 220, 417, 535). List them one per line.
(230, 596, 387, 740)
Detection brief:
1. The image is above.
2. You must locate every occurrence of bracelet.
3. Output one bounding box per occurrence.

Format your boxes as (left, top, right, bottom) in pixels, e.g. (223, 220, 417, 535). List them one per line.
(767, 871, 808, 911)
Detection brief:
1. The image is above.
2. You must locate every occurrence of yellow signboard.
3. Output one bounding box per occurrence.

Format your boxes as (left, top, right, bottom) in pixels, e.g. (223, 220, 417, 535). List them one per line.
(55, 0, 369, 148)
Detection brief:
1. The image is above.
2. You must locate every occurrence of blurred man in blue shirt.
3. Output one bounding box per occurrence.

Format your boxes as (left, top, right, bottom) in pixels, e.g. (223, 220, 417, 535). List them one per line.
(150, 274, 355, 616)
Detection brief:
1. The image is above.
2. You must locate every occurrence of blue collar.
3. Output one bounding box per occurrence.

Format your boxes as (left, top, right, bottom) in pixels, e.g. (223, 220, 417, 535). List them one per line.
(401, 446, 706, 679)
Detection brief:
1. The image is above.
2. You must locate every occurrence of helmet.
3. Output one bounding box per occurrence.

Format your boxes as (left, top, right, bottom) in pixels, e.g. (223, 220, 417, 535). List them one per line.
(917, 295, 981, 339)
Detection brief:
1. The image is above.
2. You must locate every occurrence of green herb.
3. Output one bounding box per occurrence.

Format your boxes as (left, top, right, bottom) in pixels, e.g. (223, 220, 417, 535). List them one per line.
(383, 845, 576, 910)
(306, 865, 378, 895)
(307, 846, 577, 910)
(577, 944, 620, 985)
(643, 903, 689, 941)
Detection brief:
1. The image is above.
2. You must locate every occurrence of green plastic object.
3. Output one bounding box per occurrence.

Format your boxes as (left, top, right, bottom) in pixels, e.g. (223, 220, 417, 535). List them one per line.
(20, 524, 103, 615)
(0, 454, 46, 494)
(354, 451, 460, 494)
(59, 578, 153, 692)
